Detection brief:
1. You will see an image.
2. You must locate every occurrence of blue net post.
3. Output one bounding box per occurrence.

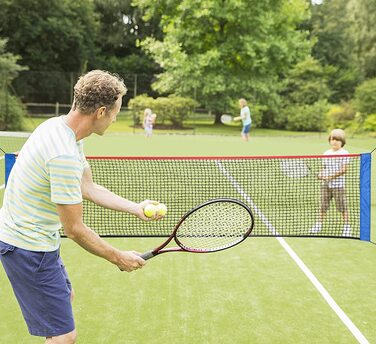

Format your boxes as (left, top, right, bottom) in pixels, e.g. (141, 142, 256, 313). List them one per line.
(4, 153, 16, 188)
(359, 153, 371, 241)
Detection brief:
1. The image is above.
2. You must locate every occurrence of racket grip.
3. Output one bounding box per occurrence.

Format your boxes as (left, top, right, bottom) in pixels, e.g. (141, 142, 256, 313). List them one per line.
(140, 250, 156, 260)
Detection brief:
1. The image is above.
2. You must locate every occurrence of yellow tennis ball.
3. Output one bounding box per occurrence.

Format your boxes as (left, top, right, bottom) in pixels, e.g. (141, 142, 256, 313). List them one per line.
(144, 204, 157, 217)
(156, 203, 167, 216)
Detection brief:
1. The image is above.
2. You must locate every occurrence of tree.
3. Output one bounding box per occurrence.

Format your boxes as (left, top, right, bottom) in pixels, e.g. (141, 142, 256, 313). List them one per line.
(0, 0, 99, 103)
(0, 39, 27, 130)
(92, 0, 163, 102)
(347, 0, 376, 79)
(353, 78, 376, 117)
(0, 40, 26, 81)
(309, 0, 360, 102)
(93, 0, 162, 59)
(133, 0, 312, 124)
(281, 57, 332, 105)
(276, 57, 331, 131)
(0, 0, 98, 72)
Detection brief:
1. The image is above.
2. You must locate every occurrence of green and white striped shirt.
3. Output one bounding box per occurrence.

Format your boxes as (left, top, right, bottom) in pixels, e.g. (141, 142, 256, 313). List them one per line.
(0, 116, 89, 251)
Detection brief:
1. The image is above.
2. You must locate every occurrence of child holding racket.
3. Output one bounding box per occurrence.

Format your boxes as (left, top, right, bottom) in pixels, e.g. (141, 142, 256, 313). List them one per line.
(233, 98, 252, 142)
(310, 129, 351, 237)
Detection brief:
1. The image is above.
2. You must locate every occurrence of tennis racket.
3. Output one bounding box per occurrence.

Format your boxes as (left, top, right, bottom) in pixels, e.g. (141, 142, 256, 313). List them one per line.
(140, 198, 254, 260)
(280, 159, 311, 178)
(220, 114, 235, 124)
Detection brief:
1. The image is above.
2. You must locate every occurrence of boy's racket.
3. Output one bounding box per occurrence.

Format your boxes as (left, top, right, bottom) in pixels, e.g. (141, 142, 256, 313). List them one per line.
(280, 159, 311, 178)
(140, 198, 254, 260)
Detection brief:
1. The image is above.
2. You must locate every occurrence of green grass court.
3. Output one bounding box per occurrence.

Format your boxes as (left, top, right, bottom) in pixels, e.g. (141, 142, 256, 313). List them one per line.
(1, 128, 376, 343)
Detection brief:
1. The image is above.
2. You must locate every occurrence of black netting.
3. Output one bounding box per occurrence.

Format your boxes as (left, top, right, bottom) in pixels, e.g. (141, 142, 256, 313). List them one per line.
(0, 132, 30, 155)
(75, 155, 360, 239)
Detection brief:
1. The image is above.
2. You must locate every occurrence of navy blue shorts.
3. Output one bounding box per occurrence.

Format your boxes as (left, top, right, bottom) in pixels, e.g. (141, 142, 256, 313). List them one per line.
(242, 123, 251, 134)
(0, 241, 75, 337)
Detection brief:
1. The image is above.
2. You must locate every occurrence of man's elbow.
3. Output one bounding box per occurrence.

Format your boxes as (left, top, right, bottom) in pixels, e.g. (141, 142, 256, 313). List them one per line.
(63, 222, 85, 240)
(81, 185, 95, 202)
(81, 183, 100, 202)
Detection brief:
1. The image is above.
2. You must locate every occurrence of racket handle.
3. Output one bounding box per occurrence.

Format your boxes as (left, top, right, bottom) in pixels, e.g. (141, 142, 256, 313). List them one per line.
(140, 250, 156, 260)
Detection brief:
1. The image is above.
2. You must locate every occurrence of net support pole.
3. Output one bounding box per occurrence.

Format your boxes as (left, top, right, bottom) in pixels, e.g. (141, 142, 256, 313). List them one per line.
(359, 153, 371, 241)
(4, 153, 16, 188)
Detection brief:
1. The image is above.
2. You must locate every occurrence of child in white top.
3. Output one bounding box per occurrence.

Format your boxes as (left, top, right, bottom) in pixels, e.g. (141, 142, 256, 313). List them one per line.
(310, 129, 351, 237)
(234, 98, 252, 142)
(143, 108, 156, 137)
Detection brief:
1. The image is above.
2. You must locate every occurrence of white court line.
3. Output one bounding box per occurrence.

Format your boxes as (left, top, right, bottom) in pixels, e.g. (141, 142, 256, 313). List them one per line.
(0, 184, 4, 190)
(216, 161, 370, 344)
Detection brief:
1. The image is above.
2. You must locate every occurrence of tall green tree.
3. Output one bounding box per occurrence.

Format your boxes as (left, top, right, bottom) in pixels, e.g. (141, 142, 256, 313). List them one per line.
(0, 39, 26, 81)
(346, 0, 376, 79)
(93, 0, 162, 59)
(0, 39, 27, 130)
(0, 0, 99, 102)
(309, 0, 360, 102)
(0, 0, 98, 72)
(281, 56, 332, 105)
(276, 56, 331, 131)
(92, 0, 163, 101)
(133, 0, 312, 124)
(310, 0, 350, 68)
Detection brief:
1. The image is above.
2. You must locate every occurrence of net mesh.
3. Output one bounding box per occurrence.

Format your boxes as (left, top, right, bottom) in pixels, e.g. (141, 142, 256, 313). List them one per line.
(0, 131, 31, 154)
(176, 200, 253, 251)
(0, 132, 31, 188)
(81, 155, 361, 239)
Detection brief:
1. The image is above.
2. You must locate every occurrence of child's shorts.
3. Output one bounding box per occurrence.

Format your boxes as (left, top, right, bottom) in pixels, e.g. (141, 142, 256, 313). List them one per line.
(320, 185, 347, 213)
(242, 123, 251, 134)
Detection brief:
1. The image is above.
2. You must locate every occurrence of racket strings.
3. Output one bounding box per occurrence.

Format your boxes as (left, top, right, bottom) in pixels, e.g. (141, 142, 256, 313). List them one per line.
(176, 202, 252, 251)
(220, 115, 233, 123)
(280, 159, 310, 178)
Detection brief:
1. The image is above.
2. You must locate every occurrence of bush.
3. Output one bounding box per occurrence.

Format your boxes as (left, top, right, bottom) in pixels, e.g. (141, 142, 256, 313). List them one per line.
(280, 100, 330, 131)
(353, 78, 376, 117)
(127, 94, 155, 125)
(282, 57, 332, 106)
(326, 102, 356, 129)
(363, 114, 376, 132)
(128, 95, 198, 128)
(0, 90, 25, 130)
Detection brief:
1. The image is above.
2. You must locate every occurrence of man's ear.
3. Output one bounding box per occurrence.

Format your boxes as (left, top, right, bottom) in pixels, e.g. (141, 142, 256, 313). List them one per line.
(96, 106, 107, 119)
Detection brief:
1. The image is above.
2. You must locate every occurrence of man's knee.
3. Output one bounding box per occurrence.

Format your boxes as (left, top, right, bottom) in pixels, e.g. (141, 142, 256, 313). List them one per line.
(66, 330, 77, 344)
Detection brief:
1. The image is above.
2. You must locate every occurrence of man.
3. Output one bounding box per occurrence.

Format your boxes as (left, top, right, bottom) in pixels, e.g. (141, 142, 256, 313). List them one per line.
(0, 70, 162, 343)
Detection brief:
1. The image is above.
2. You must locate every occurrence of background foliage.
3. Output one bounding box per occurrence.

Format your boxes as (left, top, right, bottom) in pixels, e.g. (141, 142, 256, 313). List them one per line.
(0, 0, 375, 131)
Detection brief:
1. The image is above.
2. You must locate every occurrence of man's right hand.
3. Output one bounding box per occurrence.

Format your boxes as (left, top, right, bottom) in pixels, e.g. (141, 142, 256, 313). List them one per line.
(115, 250, 146, 272)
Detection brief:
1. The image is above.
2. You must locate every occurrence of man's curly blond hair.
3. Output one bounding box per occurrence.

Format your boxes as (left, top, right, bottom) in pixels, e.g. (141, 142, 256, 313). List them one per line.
(73, 70, 127, 114)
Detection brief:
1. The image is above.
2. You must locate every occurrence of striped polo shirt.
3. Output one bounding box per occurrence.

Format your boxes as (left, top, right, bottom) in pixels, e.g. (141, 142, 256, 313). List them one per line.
(0, 116, 89, 251)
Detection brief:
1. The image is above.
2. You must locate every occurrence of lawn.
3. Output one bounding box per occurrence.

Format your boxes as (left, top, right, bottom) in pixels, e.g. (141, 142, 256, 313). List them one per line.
(1, 118, 376, 343)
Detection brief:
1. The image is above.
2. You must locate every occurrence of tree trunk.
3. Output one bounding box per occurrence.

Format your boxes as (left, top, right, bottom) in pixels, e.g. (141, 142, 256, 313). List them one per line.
(214, 112, 222, 124)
